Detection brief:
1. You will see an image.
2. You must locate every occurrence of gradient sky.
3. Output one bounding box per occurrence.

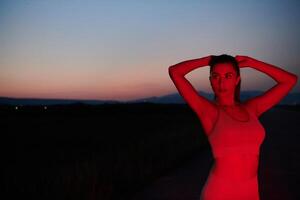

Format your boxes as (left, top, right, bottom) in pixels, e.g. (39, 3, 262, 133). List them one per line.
(0, 0, 299, 101)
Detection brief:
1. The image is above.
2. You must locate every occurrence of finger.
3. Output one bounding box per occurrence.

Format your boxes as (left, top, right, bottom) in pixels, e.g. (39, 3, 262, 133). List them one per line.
(235, 55, 243, 61)
(235, 55, 245, 59)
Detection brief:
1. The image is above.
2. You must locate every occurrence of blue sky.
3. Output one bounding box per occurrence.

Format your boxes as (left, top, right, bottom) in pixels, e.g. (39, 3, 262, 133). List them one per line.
(0, 0, 299, 100)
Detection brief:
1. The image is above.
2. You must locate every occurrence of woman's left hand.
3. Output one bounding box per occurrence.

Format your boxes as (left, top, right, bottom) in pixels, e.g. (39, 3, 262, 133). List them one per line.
(235, 55, 257, 68)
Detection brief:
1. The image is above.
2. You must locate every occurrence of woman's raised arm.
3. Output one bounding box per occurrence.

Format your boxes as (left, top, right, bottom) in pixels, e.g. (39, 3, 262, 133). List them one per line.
(236, 55, 298, 117)
(168, 55, 216, 117)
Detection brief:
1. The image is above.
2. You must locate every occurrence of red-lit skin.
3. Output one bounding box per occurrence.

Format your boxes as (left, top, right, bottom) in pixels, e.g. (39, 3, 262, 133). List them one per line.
(209, 62, 241, 107)
(168, 55, 298, 198)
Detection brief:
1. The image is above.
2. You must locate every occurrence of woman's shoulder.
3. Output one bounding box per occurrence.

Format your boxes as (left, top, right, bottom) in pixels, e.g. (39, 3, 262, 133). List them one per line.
(195, 100, 219, 136)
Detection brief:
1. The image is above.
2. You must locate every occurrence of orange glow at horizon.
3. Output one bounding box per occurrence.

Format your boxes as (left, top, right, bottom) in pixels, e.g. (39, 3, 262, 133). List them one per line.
(0, 1, 299, 100)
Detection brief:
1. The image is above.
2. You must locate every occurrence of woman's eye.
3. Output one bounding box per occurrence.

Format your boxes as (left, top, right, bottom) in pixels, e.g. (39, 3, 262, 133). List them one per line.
(226, 74, 232, 78)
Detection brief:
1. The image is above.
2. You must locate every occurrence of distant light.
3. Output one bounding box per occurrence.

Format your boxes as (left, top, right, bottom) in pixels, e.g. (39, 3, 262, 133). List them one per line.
(44, 106, 47, 110)
(15, 106, 18, 110)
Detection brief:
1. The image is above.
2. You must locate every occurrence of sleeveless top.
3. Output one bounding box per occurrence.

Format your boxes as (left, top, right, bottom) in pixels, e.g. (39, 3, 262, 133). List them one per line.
(208, 103, 266, 159)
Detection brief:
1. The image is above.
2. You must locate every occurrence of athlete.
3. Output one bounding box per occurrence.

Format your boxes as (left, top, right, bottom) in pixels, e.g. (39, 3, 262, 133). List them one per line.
(168, 54, 298, 200)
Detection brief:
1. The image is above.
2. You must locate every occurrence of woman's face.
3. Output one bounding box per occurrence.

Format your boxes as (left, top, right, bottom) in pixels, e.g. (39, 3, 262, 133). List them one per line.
(209, 62, 240, 98)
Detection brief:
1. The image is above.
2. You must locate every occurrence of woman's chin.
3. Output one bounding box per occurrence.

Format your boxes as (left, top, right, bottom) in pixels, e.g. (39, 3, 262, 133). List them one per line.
(218, 91, 228, 94)
(216, 91, 230, 97)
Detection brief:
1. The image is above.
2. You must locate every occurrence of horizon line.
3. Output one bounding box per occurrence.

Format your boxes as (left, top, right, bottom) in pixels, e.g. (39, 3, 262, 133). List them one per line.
(1, 90, 300, 102)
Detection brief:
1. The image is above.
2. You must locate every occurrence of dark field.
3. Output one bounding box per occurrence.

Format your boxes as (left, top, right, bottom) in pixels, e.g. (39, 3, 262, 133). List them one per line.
(2, 103, 300, 200)
(2, 103, 208, 200)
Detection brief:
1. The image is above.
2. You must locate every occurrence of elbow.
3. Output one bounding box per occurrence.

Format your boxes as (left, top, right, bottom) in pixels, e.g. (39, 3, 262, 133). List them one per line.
(168, 66, 173, 76)
(290, 74, 298, 84)
(168, 65, 178, 76)
(286, 74, 298, 86)
(168, 65, 184, 77)
(168, 65, 174, 73)
(294, 74, 298, 82)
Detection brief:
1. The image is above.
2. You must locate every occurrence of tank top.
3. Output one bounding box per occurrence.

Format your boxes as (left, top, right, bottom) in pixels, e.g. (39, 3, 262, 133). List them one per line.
(208, 103, 266, 159)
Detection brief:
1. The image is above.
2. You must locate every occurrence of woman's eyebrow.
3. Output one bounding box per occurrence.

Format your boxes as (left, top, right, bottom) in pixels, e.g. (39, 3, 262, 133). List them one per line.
(212, 72, 234, 75)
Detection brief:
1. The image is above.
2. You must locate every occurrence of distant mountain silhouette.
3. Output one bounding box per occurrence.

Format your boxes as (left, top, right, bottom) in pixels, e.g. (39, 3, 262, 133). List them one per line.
(125, 90, 300, 105)
(0, 91, 299, 106)
(125, 91, 214, 104)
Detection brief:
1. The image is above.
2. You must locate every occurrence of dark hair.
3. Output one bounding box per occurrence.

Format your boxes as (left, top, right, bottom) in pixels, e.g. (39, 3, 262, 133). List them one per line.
(209, 54, 241, 103)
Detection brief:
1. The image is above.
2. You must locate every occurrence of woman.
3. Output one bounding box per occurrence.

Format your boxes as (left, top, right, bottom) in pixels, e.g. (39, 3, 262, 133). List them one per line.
(168, 54, 298, 200)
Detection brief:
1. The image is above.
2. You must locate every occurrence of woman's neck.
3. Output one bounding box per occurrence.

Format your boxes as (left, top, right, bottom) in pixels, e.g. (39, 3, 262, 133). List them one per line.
(216, 99, 237, 106)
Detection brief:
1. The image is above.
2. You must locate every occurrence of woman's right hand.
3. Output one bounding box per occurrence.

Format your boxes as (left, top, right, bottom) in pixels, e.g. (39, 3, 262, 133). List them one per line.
(235, 55, 256, 68)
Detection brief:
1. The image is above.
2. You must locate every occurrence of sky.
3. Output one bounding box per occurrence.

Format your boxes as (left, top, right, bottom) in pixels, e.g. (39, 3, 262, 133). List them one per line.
(0, 0, 299, 101)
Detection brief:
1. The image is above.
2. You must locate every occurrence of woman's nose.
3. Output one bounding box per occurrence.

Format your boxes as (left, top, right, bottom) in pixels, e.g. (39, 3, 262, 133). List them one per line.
(218, 76, 225, 83)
